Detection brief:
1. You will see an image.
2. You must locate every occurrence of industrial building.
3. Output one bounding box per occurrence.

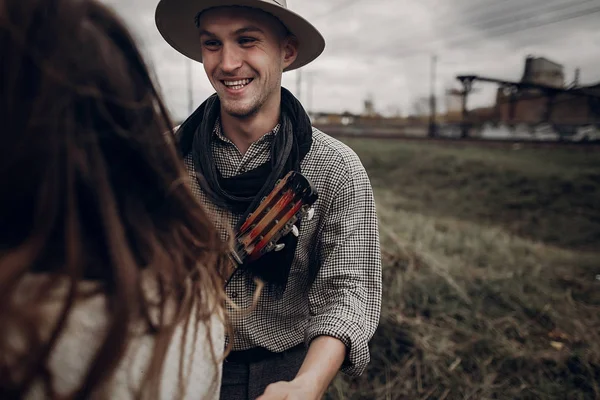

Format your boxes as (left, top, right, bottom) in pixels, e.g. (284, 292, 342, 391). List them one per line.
(455, 55, 600, 138)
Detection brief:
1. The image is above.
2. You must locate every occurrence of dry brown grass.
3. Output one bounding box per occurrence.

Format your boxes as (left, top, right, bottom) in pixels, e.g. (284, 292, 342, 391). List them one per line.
(325, 139, 600, 400)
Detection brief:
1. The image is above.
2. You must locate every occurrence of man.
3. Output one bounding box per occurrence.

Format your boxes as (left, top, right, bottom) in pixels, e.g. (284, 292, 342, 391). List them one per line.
(155, 1, 382, 399)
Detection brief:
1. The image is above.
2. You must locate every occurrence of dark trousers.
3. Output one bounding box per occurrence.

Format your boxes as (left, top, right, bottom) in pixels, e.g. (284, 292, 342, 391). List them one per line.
(219, 344, 307, 400)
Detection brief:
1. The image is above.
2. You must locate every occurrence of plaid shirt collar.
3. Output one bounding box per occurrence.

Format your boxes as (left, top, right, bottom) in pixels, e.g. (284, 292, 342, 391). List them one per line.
(213, 116, 281, 146)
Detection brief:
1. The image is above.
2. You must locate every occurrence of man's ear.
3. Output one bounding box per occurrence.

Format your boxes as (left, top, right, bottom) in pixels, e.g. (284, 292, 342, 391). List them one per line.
(282, 35, 299, 70)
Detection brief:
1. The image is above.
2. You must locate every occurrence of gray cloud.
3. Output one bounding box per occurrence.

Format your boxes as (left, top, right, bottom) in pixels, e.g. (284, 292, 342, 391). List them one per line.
(100, 0, 600, 120)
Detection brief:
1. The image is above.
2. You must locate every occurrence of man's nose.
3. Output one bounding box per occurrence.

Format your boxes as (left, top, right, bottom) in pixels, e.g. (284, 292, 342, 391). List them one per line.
(220, 43, 243, 73)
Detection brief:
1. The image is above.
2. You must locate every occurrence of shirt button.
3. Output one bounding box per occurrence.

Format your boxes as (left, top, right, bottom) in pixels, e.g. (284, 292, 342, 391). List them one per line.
(230, 292, 238, 299)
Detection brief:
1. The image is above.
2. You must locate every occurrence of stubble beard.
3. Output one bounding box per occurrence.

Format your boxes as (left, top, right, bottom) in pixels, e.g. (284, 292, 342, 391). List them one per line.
(221, 78, 279, 119)
(222, 95, 262, 119)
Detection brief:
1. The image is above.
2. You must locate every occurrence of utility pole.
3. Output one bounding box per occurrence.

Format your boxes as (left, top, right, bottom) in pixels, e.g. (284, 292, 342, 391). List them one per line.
(456, 75, 475, 138)
(186, 58, 193, 115)
(428, 54, 438, 137)
(307, 72, 314, 115)
(296, 69, 302, 103)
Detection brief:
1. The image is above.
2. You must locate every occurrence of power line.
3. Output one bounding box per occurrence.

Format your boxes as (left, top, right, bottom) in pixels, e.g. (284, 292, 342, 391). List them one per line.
(303, 0, 600, 114)
(387, 1, 598, 56)
(317, 0, 595, 58)
(386, 5, 600, 59)
(459, 0, 595, 33)
(322, 5, 598, 109)
(312, 0, 583, 40)
(408, 0, 585, 44)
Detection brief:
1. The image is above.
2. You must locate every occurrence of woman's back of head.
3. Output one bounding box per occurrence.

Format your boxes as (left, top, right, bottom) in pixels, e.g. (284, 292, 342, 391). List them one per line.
(0, 0, 229, 398)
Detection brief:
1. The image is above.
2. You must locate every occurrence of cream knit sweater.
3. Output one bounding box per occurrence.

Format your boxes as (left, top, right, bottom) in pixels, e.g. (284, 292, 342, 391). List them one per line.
(12, 274, 224, 400)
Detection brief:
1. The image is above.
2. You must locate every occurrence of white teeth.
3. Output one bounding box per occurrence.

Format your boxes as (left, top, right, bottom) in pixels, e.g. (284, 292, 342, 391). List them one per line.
(223, 79, 252, 88)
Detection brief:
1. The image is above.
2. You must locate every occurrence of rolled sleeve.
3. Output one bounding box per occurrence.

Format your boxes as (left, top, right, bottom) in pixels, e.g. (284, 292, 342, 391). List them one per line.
(305, 162, 382, 377)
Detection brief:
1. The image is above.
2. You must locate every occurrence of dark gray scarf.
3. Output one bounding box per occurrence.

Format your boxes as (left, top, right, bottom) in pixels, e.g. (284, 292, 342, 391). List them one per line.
(176, 87, 313, 296)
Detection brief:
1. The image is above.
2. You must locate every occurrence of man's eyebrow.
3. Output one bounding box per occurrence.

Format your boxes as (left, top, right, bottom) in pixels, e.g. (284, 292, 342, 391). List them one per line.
(198, 26, 265, 38)
(198, 29, 215, 37)
(234, 26, 265, 35)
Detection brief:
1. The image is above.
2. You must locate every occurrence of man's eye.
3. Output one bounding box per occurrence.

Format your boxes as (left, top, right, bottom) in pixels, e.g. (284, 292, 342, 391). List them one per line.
(203, 40, 220, 48)
(239, 37, 257, 45)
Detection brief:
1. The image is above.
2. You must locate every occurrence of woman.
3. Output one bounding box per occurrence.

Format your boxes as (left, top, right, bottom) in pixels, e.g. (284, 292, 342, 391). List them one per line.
(0, 0, 231, 398)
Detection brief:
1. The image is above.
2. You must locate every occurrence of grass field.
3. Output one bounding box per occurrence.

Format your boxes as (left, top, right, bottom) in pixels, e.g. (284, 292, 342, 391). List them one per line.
(325, 138, 600, 400)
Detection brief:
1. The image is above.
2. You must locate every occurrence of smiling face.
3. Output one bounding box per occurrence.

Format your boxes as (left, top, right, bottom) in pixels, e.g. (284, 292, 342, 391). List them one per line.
(197, 7, 298, 119)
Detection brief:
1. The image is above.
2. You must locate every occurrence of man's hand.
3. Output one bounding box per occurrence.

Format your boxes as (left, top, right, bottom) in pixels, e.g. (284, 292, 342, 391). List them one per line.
(257, 336, 347, 400)
(256, 380, 319, 400)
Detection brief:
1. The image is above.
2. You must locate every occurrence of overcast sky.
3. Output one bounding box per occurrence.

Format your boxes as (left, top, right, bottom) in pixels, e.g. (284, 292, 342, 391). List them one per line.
(101, 0, 600, 121)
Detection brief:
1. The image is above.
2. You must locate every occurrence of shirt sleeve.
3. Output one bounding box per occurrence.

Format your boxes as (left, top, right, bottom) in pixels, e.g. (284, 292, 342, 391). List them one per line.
(304, 160, 382, 377)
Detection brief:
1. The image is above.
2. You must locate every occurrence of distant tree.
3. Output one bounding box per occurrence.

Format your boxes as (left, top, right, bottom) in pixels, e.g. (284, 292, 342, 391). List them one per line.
(384, 105, 403, 118)
(411, 96, 430, 117)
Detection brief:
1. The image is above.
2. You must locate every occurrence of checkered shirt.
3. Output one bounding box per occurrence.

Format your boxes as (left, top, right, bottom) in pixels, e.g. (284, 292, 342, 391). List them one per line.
(182, 121, 382, 376)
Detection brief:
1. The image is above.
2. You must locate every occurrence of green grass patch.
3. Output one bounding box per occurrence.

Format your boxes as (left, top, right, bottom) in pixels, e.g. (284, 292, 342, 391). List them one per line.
(346, 139, 600, 251)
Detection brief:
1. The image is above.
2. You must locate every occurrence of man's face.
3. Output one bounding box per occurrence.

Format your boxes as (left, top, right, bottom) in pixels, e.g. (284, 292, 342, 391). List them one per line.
(197, 7, 298, 119)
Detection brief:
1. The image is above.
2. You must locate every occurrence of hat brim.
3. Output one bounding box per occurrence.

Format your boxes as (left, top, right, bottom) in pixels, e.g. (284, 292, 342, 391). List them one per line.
(155, 0, 325, 72)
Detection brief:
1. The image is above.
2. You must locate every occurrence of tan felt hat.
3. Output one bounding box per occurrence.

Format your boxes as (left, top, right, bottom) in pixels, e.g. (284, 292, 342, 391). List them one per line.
(155, 0, 326, 71)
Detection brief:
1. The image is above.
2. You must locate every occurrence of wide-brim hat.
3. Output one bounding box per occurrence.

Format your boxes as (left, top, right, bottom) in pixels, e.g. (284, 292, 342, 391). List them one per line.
(155, 0, 325, 72)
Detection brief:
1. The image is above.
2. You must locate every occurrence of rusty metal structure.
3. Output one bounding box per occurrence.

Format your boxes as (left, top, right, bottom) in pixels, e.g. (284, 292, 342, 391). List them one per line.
(455, 74, 600, 139)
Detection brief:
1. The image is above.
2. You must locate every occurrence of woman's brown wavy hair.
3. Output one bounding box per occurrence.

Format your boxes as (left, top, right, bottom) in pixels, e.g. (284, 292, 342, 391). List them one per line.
(0, 0, 231, 398)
